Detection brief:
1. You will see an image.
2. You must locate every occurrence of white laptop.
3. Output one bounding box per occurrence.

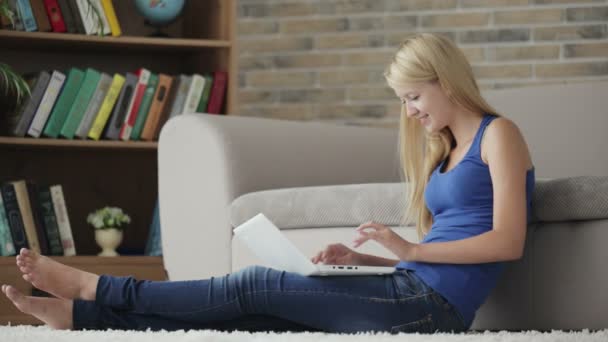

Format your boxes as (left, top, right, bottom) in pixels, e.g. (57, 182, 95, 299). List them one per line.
(233, 213, 396, 276)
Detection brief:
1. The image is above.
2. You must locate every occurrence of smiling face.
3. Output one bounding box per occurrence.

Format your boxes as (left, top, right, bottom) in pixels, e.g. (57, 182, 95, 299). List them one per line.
(393, 81, 456, 133)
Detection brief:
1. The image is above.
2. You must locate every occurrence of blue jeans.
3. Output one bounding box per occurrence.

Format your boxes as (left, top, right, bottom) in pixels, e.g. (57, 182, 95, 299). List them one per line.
(73, 266, 467, 333)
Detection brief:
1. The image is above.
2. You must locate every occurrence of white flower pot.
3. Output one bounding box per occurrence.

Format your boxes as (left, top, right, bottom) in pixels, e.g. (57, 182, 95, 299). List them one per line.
(95, 228, 123, 257)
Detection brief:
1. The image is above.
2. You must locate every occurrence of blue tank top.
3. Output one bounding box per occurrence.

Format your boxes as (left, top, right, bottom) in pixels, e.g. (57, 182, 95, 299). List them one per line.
(396, 114, 535, 328)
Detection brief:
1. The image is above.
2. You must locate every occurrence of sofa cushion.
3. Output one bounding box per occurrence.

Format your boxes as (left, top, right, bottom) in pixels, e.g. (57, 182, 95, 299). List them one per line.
(531, 176, 608, 222)
(230, 176, 608, 229)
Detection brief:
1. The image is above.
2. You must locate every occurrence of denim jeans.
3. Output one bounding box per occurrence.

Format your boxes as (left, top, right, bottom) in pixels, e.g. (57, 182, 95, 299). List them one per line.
(73, 265, 467, 333)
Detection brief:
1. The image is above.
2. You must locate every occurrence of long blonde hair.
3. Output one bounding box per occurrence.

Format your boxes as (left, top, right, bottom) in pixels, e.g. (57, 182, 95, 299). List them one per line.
(383, 33, 500, 241)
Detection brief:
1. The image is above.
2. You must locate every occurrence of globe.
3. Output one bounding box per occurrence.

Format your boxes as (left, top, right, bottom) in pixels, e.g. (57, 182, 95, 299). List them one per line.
(134, 0, 185, 29)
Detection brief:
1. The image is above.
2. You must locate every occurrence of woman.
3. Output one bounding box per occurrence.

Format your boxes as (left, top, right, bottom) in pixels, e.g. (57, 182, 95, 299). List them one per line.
(2, 33, 534, 333)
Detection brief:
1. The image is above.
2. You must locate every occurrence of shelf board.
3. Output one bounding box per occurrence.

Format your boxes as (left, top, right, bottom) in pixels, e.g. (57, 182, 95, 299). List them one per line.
(0, 30, 231, 51)
(0, 255, 163, 266)
(0, 136, 157, 150)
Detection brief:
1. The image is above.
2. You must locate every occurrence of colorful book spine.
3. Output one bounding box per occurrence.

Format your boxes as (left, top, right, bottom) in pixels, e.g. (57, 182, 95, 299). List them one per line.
(50, 185, 75, 256)
(27, 70, 66, 138)
(196, 73, 213, 113)
(56, 0, 77, 33)
(0, 184, 29, 253)
(66, 0, 85, 33)
(167, 75, 191, 119)
(91, 0, 110, 35)
(16, 0, 37, 31)
(11, 181, 41, 254)
(104, 72, 137, 140)
(130, 73, 158, 140)
(88, 73, 125, 140)
(207, 71, 228, 114)
(59, 68, 101, 139)
(141, 74, 173, 141)
(43, 0, 67, 33)
(119, 68, 150, 141)
(29, 0, 52, 32)
(74, 0, 97, 34)
(43, 68, 85, 138)
(75, 72, 112, 139)
(183, 74, 205, 114)
(0, 192, 17, 256)
(12, 71, 51, 137)
(24, 181, 50, 255)
(37, 186, 64, 256)
(100, 0, 120, 36)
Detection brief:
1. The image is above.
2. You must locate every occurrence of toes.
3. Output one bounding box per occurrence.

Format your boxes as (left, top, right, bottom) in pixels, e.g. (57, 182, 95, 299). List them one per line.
(5, 285, 24, 302)
(22, 274, 33, 283)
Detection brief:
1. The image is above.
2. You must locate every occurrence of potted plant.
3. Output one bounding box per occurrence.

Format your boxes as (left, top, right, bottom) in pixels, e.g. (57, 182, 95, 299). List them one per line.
(0, 0, 15, 28)
(87, 206, 131, 256)
(0, 62, 30, 129)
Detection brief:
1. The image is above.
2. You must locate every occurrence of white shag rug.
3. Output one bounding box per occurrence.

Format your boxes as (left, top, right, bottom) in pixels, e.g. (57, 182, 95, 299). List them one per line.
(1, 326, 607, 342)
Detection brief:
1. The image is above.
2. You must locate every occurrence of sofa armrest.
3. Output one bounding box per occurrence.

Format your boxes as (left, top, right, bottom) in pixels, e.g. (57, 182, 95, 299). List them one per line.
(158, 114, 400, 280)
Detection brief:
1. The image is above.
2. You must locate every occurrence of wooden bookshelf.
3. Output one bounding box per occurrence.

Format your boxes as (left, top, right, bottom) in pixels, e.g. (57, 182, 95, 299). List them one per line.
(0, 256, 167, 325)
(0, 0, 237, 297)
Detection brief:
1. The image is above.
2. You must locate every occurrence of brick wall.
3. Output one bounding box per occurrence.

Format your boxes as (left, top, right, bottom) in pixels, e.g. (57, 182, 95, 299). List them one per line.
(237, 0, 608, 127)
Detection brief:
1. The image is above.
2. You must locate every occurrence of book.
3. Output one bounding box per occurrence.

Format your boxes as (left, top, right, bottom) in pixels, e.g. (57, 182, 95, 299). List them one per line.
(0, 192, 17, 256)
(130, 73, 158, 140)
(74, 0, 97, 34)
(144, 199, 162, 256)
(104, 72, 137, 140)
(119, 68, 150, 141)
(59, 68, 101, 139)
(24, 181, 50, 255)
(90, 0, 110, 35)
(42, 0, 66, 32)
(196, 73, 213, 113)
(11, 180, 41, 254)
(207, 71, 228, 114)
(75, 72, 112, 139)
(29, 0, 52, 32)
(183, 74, 205, 114)
(11, 71, 52, 137)
(43, 68, 85, 138)
(140, 73, 173, 141)
(49, 185, 75, 256)
(0, 183, 29, 253)
(167, 74, 191, 119)
(16, 0, 37, 31)
(27, 70, 66, 138)
(99, 0, 119, 36)
(64, 0, 85, 33)
(37, 185, 64, 256)
(88, 73, 125, 140)
(57, 0, 77, 33)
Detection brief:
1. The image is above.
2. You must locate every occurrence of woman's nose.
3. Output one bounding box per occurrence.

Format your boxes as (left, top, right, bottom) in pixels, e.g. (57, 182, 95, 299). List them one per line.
(406, 103, 419, 117)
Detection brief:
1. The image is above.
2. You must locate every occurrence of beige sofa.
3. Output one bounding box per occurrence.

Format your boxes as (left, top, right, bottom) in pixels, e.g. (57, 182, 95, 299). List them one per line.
(158, 81, 608, 331)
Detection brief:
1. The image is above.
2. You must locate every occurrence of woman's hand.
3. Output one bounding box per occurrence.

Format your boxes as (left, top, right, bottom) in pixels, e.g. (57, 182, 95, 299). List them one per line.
(311, 243, 363, 265)
(353, 221, 418, 261)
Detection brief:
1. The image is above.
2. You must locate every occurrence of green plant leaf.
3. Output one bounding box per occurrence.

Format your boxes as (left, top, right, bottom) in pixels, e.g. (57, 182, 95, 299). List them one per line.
(0, 63, 30, 105)
(0, 0, 15, 28)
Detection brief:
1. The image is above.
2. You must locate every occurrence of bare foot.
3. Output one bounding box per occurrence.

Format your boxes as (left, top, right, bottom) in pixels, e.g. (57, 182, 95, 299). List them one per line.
(2, 284, 73, 329)
(16, 248, 99, 301)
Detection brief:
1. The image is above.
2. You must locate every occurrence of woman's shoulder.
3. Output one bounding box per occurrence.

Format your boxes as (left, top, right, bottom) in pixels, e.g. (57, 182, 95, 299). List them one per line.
(481, 116, 533, 169)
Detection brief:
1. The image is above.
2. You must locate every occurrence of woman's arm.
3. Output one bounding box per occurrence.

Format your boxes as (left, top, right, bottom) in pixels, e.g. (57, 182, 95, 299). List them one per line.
(355, 118, 533, 264)
(358, 253, 400, 267)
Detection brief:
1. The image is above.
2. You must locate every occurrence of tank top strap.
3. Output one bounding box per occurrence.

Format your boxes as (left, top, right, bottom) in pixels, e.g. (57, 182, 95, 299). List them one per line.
(470, 114, 498, 158)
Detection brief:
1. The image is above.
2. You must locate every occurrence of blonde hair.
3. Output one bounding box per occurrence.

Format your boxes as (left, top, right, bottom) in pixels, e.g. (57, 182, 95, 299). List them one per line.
(383, 33, 500, 241)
